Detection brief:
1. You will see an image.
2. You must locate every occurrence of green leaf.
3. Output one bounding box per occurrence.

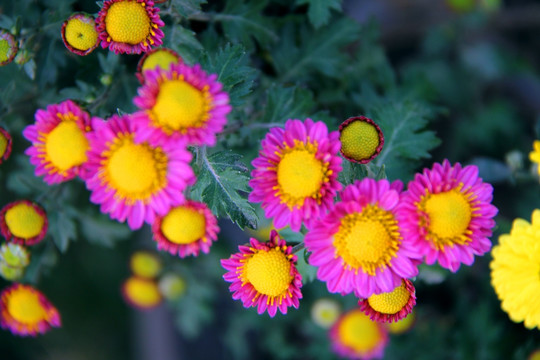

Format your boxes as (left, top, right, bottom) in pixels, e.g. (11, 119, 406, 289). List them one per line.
(171, 0, 207, 17)
(201, 43, 258, 106)
(273, 18, 360, 81)
(296, 0, 342, 28)
(296, 250, 317, 283)
(218, 0, 278, 50)
(338, 160, 367, 185)
(49, 211, 76, 253)
(77, 211, 130, 247)
(166, 24, 204, 64)
(191, 149, 258, 229)
(260, 85, 316, 124)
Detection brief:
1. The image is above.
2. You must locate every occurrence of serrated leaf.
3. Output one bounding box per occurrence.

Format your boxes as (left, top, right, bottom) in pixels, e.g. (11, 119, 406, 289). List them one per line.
(191, 150, 257, 229)
(218, 0, 278, 50)
(171, 0, 207, 17)
(260, 85, 316, 124)
(167, 25, 204, 64)
(77, 212, 130, 247)
(49, 211, 76, 253)
(296, 0, 342, 28)
(274, 18, 360, 81)
(338, 160, 367, 185)
(200, 43, 257, 106)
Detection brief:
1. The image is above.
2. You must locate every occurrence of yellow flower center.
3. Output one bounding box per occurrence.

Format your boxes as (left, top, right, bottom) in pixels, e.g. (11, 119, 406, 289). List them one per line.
(243, 247, 293, 299)
(64, 18, 98, 51)
(45, 120, 89, 172)
(160, 206, 206, 245)
(421, 186, 474, 249)
(7, 288, 47, 324)
(4, 203, 45, 239)
(142, 50, 179, 72)
(104, 134, 167, 201)
(0, 132, 8, 157)
(274, 140, 328, 209)
(130, 251, 162, 278)
(105, 1, 150, 45)
(340, 120, 380, 161)
(124, 277, 161, 307)
(338, 310, 383, 354)
(0, 39, 10, 62)
(151, 80, 209, 133)
(333, 204, 400, 275)
(367, 280, 411, 314)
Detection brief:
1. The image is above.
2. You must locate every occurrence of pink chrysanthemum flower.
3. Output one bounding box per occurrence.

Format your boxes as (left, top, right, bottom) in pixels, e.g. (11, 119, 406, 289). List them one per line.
(96, 0, 164, 54)
(0, 283, 61, 336)
(304, 178, 420, 298)
(132, 63, 231, 146)
(152, 200, 219, 258)
(0, 30, 18, 66)
(61, 13, 99, 56)
(249, 119, 342, 232)
(23, 99, 93, 184)
(221, 230, 303, 317)
(84, 114, 195, 230)
(330, 309, 388, 360)
(0, 127, 13, 164)
(400, 159, 498, 272)
(358, 279, 416, 323)
(0, 200, 48, 246)
(136, 47, 182, 83)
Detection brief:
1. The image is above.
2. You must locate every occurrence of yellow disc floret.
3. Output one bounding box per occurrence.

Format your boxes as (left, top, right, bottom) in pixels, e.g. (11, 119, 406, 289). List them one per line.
(130, 251, 162, 278)
(340, 120, 380, 161)
(0, 39, 9, 63)
(334, 205, 400, 275)
(338, 310, 383, 354)
(161, 206, 206, 245)
(151, 80, 209, 132)
(45, 121, 89, 172)
(367, 281, 411, 314)
(5, 203, 45, 239)
(244, 248, 293, 298)
(7, 287, 47, 325)
(142, 50, 179, 72)
(124, 277, 161, 308)
(421, 186, 474, 249)
(105, 1, 150, 44)
(65, 18, 98, 51)
(0, 132, 8, 157)
(104, 135, 167, 200)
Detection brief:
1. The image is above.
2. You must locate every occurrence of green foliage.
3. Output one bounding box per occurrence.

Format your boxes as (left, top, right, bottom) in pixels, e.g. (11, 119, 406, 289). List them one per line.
(171, 0, 207, 17)
(296, 0, 342, 28)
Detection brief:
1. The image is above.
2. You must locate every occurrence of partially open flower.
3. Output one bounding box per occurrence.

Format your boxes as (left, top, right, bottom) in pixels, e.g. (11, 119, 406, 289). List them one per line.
(23, 100, 93, 184)
(0, 243, 30, 268)
(311, 298, 341, 328)
(221, 230, 303, 317)
(96, 0, 164, 54)
(122, 276, 162, 310)
(152, 200, 219, 258)
(61, 13, 99, 56)
(339, 116, 384, 164)
(158, 273, 186, 301)
(0, 200, 48, 246)
(130, 251, 162, 278)
(136, 47, 182, 83)
(0, 30, 18, 66)
(0, 127, 13, 164)
(330, 309, 388, 360)
(359, 279, 416, 323)
(0, 284, 61, 336)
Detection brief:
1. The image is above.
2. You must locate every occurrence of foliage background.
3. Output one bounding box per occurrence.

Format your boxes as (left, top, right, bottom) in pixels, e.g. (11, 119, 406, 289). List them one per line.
(1, 0, 540, 359)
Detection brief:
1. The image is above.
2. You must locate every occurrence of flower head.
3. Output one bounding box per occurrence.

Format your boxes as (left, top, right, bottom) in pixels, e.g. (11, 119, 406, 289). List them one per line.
(359, 279, 416, 323)
(23, 100, 93, 184)
(0, 30, 18, 66)
(132, 62, 231, 146)
(249, 119, 342, 232)
(400, 160, 498, 272)
(330, 309, 388, 360)
(96, 0, 164, 54)
(339, 116, 384, 164)
(311, 298, 341, 328)
(61, 13, 99, 56)
(529, 140, 540, 175)
(0, 243, 29, 280)
(122, 276, 162, 310)
(136, 47, 182, 83)
(130, 251, 162, 278)
(221, 230, 303, 317)
(84, 114, 195, 230)
(152, 200, 219, 258)
(0, 284, 61, 336)
(158, 273, 186, 300)
(0, 200, 48, 246)
(0, 127, 13, 164)
(490, 209, 540, 329)
(305, 178, 419, 298)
